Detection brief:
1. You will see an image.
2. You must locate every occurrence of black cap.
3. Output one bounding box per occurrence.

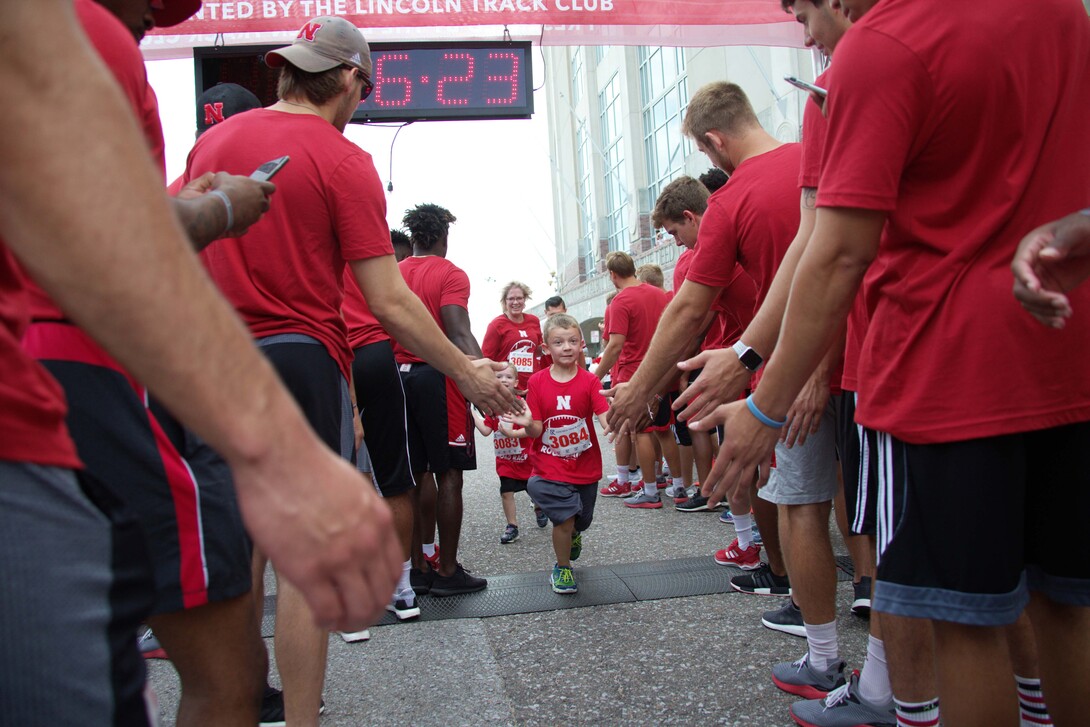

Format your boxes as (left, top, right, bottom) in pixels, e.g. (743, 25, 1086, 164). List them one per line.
(196, 83, 262, 135)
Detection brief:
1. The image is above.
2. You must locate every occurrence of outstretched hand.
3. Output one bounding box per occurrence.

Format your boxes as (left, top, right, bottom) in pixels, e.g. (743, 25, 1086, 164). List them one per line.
(673, 348, 751, 423)
(1012, 211, 1090, 328)
(688, 399, 778, 507)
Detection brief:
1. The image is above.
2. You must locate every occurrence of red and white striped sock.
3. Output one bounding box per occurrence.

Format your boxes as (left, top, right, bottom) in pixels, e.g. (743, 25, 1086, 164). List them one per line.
(894, 697, 939, 727)
(1016, 675, 1052, 726)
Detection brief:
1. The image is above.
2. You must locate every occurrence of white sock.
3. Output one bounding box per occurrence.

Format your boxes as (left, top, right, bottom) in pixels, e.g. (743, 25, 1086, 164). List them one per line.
(643, 480, 658, 496)
(733, 512, 754, 549)
(672, 476, 684, 490)
(422, 543, 436, 558)
(858, 636, 892, 704)
(617, 466, 629, 484)
(396, 559, 413, 598)
(804, 620, 839, 671)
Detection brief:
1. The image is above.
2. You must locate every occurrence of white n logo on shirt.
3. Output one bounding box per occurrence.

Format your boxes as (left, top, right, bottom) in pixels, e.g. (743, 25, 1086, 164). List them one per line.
(556, 395, 572, 411)
(519, 330, 528, 337)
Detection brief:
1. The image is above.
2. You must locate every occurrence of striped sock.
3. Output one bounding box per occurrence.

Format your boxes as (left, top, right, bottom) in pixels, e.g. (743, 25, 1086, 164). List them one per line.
(1016, 676, 1052, 726)
(894, 697, 939, 727)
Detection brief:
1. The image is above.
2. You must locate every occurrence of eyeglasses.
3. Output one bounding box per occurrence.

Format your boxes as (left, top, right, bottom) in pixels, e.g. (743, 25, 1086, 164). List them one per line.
(356, 70, 374, 101)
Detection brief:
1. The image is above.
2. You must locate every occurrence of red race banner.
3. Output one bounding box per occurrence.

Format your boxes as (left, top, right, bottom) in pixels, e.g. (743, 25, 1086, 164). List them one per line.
(151, 0, 789, 34)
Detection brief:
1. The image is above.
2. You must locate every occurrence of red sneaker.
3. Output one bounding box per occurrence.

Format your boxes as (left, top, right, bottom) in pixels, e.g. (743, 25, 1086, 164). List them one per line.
(714, 538, 762, 570)
(599, 479, 633, 497)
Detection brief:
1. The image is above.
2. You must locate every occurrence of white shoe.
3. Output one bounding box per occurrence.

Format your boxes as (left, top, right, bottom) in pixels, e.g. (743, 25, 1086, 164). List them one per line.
(338, 629, 371, 643)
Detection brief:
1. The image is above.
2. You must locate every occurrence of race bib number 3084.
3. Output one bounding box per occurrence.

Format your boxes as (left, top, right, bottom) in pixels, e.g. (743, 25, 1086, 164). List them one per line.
(544, 418, 592, 458)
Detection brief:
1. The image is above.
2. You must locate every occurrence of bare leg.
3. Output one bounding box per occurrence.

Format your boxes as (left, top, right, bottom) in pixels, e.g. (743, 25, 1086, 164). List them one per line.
(833, 470, 872, 581)
(435, 469, 465, 577)
(654, 430, 683, 484)
(779, 501, 837, 625)
(679, 444, 694, 488)
(691, 429, 714, 486)
(552, 517, 576, 567)
(881, 613, 936, 702)
(148, 595, 265, 727)
(412, 471, 437, 570)
(1027, 592, 1090, 725)
(753, 485, 787, 575)
(635, 433, 659, 488)
(931, 621, 1017, 727)
(273, 576, 327, 727)
(501, 491, 517, 526)
(386, 491, 415, 561)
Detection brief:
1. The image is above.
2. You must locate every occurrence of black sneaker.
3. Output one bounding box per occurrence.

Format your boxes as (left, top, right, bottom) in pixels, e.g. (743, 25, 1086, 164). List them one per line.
(429, 564, 487, 597)
(409, 567, 433, 596)
(535, 506, 548, 528)
(761, 599, 806, 638)
(387, 592, 421, 621)
(851, 576, 872, 618)
(500, 523, 519, 544)
(730, 563, 792, 596)
(675, 495, 712, 512)
(258, 686, 326, 726)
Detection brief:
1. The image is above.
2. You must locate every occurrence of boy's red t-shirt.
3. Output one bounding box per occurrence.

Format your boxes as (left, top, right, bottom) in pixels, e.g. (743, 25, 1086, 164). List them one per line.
(526, 367, 609, 485)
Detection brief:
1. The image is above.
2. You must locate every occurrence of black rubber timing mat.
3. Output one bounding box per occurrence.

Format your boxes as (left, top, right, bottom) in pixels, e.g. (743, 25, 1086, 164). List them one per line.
(261, 555, 854, 635)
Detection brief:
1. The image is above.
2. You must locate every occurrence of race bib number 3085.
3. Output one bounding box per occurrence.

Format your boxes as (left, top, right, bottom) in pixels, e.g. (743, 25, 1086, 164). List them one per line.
(509, 350, 535, 373)
(544, 418, 592, 458)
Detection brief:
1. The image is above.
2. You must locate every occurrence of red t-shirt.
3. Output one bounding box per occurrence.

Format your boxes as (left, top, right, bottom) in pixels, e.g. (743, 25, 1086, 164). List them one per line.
(188, 109, 392, 382)
(1, 0, 165, 469)
(607, 283, 669, 384)
(526, 367, 609, 484)
(673, 248, 695, 292)
(341, 267, 389, 350)
(481, 313, 546, 390)
(818, 0, 1090, 443)
(390, 255, 471, 365)
(687, 144, 803, 306)
(708, 265, 758, 350)
(485, 414, 533, 480)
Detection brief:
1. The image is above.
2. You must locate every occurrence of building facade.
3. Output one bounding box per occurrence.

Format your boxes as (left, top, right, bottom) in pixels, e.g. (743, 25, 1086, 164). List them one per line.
(537, 43, 818, 353)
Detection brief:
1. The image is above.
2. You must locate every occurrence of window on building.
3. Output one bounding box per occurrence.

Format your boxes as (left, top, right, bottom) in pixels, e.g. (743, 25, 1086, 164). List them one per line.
(599, 73, 629, 254)
(639, 46, 690, 242)
(575, 120, 596, 275)
(570, 48, 584, 106)
(594, 45, 608, 66)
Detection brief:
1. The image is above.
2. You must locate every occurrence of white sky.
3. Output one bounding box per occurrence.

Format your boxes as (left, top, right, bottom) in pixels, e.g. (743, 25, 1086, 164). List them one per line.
(146, 56, 558, 337)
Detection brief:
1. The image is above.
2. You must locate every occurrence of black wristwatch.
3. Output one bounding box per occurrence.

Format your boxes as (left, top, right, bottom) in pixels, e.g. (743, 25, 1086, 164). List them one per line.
(732, 340, 763, 372)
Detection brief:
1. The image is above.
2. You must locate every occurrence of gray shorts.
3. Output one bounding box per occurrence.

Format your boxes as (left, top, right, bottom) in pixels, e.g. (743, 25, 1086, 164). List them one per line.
(0, 462, 155, 725)
(759, 396, 840, 506)
(526, 476, 598, 532)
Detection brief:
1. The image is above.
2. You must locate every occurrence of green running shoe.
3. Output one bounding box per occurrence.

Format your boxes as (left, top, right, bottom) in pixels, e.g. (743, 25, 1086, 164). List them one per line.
(551, 563, 577, 594)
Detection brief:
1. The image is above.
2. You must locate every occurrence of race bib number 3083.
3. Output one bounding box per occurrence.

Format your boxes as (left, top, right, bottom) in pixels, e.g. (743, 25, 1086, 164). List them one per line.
(544, 418, 592, 458)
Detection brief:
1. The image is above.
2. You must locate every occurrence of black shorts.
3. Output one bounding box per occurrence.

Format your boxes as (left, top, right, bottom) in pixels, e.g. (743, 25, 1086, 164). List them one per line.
(33, 322, 251, 615)
(639, 393, 674, 434)
(0, 462, 154, 725)
(499, 476, 528, 494)
(873, 420, 1090, 626)
(667, 389, 693, 446)
(400, 362, 476, 474)
(258, 335, 353, 461)
(353, 340, 415, 498)
(836, 392, 878, 536)
(526, 476, 598, 532)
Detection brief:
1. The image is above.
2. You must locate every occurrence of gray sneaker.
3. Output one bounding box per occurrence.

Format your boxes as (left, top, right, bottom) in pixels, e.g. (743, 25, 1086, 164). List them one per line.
(771, 653, 847, 699)
(623, 492, 663, 509)
(761, 598, 805, 638)
(790, 671, 896, 726)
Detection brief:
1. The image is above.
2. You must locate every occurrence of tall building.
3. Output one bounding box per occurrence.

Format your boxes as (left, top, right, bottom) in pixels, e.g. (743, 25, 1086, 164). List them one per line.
(538, 44, 817, 352)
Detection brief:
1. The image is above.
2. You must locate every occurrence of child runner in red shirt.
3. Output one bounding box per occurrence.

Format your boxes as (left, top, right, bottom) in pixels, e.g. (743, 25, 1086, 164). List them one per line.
(513, 314, 611, 594)
(472, 361, 541, 544)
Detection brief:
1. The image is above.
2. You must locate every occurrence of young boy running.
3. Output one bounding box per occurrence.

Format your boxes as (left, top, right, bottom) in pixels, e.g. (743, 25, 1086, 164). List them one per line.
(514, 314, 611, 594)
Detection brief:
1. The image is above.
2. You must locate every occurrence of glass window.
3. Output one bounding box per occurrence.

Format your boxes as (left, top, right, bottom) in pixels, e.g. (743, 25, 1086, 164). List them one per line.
(599, 73, 629, 254)
(639, 47, 691, 214)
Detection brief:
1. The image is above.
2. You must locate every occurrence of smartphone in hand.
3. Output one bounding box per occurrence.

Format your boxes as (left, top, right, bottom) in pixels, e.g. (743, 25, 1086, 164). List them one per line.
(250, 156, 290, 182)
(784, 75, 828, 97)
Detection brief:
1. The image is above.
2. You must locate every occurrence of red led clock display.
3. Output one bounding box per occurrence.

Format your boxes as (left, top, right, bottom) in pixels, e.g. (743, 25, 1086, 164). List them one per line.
(354, 42, 533, 122)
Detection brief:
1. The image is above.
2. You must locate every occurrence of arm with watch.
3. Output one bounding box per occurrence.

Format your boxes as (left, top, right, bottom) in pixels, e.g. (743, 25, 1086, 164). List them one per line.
(675, 190, 818, 423)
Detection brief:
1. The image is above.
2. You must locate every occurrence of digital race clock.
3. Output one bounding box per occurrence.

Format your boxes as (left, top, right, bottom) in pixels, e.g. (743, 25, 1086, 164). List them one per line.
(194, 40, 534, 124)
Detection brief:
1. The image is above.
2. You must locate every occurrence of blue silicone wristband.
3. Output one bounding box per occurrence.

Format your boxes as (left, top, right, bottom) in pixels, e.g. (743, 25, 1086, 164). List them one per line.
(746, 394, 786, 429)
